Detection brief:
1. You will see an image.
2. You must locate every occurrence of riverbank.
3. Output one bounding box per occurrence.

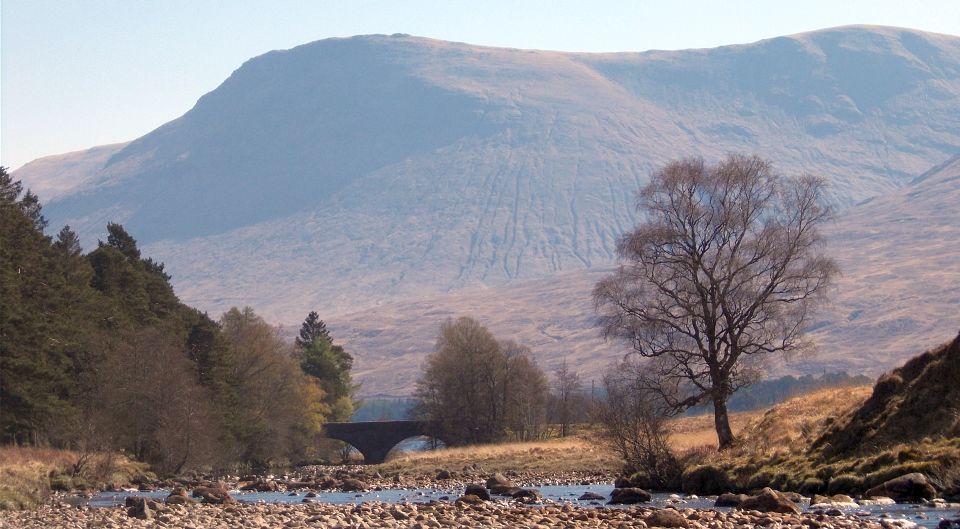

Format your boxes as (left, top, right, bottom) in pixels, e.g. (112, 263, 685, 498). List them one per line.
(0, 498, 901, 529)
(378, 434, 619, 482)
(0, 447, 145, 510)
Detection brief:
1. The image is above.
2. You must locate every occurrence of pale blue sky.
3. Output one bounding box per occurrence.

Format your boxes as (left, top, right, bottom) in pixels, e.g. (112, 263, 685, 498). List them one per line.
(3, 0, 959, 169)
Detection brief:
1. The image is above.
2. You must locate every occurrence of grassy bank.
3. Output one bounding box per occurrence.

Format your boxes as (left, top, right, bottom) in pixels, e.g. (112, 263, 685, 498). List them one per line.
(377, 431, 621, 478)
(0, 447, 146, 510)
(376, 386, 876, 482)
(672, 384, 960, 496)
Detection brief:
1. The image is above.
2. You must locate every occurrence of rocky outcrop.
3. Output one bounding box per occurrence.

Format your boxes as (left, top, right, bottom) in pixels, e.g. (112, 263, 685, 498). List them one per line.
(191, 485, 235, 504)
(463, 484, 490, 501)
(864, 473, 938, 503)
(645, 509, 690, 528)
(738, 488, 802, 514)
(714, 493, 749, 507)
(813, 333, 960, 459)
(340, 478, 368, 492)
(485, 473, 518, 495)
(511, 488, 542, 503)
(578, 492, 605, 501)
(125, 497, 155, 520)
(608, 487, 652, 505)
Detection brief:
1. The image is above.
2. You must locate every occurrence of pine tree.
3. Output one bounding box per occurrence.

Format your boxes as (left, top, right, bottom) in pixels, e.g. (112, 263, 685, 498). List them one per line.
(296, 311, 355, 421)
(102, 222, 141, 261)
(54, 225, 82, 257)
(0, 167, 22, 204)
(295, 311, 330, 350)
(19, 190, 48, 232)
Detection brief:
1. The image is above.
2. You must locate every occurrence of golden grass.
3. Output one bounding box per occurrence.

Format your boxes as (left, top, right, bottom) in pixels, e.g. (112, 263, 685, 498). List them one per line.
(0, 448, 61, 510)
(666, 385, 960, 496)
(379, 432, 621, 477)
(669, 411, 761, 452)
(0, 447, 145, 510)
(671, 385, 873, 455)
(378, 386, 875, 480)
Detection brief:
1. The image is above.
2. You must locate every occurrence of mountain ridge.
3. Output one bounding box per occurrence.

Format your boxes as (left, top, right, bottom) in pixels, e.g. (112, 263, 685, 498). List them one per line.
(13, 26, 960, 393)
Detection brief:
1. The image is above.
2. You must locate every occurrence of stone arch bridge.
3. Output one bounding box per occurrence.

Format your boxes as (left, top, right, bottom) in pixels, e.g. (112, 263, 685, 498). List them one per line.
(323, 421, 442, 464)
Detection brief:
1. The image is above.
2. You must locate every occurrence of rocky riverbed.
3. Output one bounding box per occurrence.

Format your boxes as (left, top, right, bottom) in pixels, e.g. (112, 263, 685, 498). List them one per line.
(0, 499, 913, 529)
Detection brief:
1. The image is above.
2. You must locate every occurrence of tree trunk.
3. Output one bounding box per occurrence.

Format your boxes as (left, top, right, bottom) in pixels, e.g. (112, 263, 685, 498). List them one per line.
(713, 397, 735, 450)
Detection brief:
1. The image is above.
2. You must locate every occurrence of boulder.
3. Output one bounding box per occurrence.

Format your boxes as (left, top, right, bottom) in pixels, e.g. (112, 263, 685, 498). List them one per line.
(164, 494, 197, 505)
(126, 497, 154, 520)
(240, 480, 278, 492)
(578, 492, 605, 501)
(191, 486, 235, 504)
(859, 496, 897, 506)
(779, 491, 806, 504)
(486, 473, 515, 489)
(864, 473, 937, 503)
(645, 509, 690, 528)
(464, 484, 490, 501)
(738, 487, 802, 514)
(485, 473, 518, 495)
(436, 470, 452, 480)
(511, 488, 542, 503)
(340, 478, 367, 492)
(456, 494, 484, 505)
(714, 493, 749, 507)
(608, 487, 652, 505)
(811, 493, 858, 508)
(164, 489, 197, 505)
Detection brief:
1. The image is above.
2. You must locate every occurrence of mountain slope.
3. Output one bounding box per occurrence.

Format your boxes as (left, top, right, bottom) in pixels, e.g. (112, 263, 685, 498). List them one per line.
(331, 153, 960, 394)
(13, 27, 960, 393)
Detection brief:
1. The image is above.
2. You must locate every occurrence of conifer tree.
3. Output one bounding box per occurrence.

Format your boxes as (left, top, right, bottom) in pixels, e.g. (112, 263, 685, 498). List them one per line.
(103, 222, 141, 261)
(54, 225, 83, 257)
(295, 311, 330, 350)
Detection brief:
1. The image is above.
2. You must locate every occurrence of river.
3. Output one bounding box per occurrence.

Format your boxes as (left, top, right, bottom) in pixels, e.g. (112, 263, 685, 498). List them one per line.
(85, 484, 957, 528)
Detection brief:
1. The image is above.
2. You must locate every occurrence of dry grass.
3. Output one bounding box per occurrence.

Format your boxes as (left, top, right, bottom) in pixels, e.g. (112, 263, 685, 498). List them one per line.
(670, 386, 872, 455)
(379, 431, 620, 477)
(0, 448, 64, 510)
(669, 411, 761, 452)
(669, 385, 960, 495)
(378, 386, 875, 480)
(0, 447, 145, 510)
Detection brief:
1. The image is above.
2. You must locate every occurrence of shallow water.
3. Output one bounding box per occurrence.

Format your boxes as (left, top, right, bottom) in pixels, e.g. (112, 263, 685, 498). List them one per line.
(87, 485, 957, 528)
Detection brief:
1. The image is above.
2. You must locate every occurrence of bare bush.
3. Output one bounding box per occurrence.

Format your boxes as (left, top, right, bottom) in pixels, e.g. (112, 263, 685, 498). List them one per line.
(593, 358, 681, 489)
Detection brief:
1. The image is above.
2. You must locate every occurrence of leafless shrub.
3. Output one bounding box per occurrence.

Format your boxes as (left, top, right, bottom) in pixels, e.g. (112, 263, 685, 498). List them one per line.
(593, 359, 681, 489)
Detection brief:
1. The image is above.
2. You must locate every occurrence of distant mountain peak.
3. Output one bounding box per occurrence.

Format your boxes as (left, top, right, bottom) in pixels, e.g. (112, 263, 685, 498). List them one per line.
(13, 27, 960, 393)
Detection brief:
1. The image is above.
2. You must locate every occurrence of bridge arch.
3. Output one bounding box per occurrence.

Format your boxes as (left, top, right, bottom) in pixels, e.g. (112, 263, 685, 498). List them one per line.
(323, 421, 442, 464)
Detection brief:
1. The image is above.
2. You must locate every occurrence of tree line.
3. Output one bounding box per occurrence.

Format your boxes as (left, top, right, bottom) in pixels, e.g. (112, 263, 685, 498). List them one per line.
(412, 316, 591, 445)
(0, 167, 354, 473)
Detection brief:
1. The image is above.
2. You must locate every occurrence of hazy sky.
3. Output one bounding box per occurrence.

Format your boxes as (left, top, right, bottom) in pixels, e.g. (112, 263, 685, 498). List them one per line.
(3, 0, 959, 169)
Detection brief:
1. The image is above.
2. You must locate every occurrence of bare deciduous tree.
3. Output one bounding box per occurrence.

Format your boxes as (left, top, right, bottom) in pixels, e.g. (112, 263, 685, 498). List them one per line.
(502, 342, 549, 441)
(594, 361, 680, 489)
(594, 155, 837, 449)
(550, 359, 583, 437)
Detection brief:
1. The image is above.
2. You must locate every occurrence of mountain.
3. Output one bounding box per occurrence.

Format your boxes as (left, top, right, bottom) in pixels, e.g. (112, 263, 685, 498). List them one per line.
(14, 26, 960, 393)
(330, 153, 960, 394)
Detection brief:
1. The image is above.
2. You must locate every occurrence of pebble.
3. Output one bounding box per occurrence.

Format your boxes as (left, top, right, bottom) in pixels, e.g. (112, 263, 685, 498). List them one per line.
(0, 500, 889, 529)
